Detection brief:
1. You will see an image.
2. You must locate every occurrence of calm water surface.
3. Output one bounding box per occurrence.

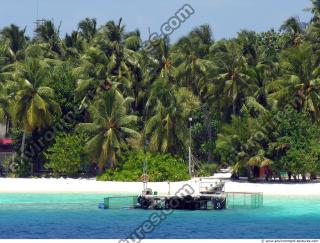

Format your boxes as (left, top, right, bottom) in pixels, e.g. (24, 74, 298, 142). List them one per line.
(0, 193, 319, 239)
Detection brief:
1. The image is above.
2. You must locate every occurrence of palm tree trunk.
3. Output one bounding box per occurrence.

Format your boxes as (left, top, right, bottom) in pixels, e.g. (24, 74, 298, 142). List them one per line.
(208, 133, 213, 163)
(206, 119, 213, 163)
(233, 103, 237, 115)
(4, 115, 8, 137)
(20, 130, 26, 164)
(20, 130, 33, 175)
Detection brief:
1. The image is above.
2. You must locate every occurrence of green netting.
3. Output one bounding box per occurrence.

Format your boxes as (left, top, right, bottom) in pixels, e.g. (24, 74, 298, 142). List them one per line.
(226, 192, 263, 209)
(104, 196, 138, 209)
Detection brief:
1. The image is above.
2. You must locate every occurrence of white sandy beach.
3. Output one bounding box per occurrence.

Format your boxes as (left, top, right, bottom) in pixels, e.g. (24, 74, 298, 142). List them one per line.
(0, 178, 319, 196)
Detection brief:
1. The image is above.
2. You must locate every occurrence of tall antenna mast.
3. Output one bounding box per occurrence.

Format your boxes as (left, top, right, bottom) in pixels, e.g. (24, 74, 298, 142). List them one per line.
(34, 0, 45, 36)
(36, 0, 39, 20)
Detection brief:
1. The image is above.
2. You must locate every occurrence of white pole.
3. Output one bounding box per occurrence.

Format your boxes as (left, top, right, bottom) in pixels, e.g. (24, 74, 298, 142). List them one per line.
(143, 140, 148, 192)
(188, 118, 192, 178)
(189, 146, 192, 177)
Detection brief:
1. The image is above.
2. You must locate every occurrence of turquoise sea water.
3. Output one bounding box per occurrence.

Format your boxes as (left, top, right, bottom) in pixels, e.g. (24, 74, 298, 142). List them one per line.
(0, 193, 319, 239)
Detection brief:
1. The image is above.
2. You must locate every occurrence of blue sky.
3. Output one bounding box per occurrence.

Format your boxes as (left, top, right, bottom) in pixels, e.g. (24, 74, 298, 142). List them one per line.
(0, 0, 313, 42)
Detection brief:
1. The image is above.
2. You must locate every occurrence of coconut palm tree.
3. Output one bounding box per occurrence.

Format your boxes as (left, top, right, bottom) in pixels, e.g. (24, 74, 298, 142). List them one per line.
(145, 37, 175, 91)
(268, 43, 320, 121)
(86, 18, 142, 97)
(172, 29, 215, 101)
(280, 17, 305, 46)
(144, 78, 188, 155)
(10, 58, 61, 166)
(0, 40, 15, 70)
(0, 83, 13, 136)
(124, 29, 141, 51)
(64, 31, 84, 55)
(188, 24, 214, 57)
(0, 24, 28, 54)
(78, 18, 97, 42)
(310, 0, 320, 22)
(12, 59, 61, 130)
(243, 63, 271, 115)
(34, 20, 62, 55)
(145, 101, 186, 155)
(215, 114, 265, 178)
(210, 40, 251, 115)
(77, 89, 140, 171)
(236, 30, 261, 66)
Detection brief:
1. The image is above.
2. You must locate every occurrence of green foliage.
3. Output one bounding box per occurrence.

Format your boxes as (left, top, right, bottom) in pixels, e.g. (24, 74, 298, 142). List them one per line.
(2, 7, 320, 180)
(192, 104, 220, 162)
(47, 64, 78, 114)
(97, 151, 190, 182)
(44, 132, 89, 176)
(9, 156, 31, 178)
(76, 89, 140, 171)
(269, 108, 320, 176)
(198, 163, 219, 177)
(216, 107, 320, 178)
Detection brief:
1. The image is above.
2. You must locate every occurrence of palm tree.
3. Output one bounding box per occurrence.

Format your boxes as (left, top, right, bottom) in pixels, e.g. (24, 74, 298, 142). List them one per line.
(280, 17, 305, 46)
(78, 18, 97, 42)
(188, 24, 214, 56)
(102, 19, 138, 80)
(145, 37, 175, 90)
(0, 41, 15, 76)
(172, 27, 215, 101)
(171, 28, 217, 162)
(210, 40, 251, 115)
(77, 89, 140, 172)
(145, 101, 186, 155)
(103, 18, 125, 43)
(268, 43, 320, 121)
(243, 63, 271, 115)
(145, 79, 187, 155)
(0, 24, 28, 54)
(216, 114, 265, 178)
(35, 20, 62, 55)
(307, 0, 320, 51)
(236, 30, 260, 66)
(0, 83, 14, 136)
(310, 0, 320, 22)
(75, 30, 141, 110)
(87, 18, 141, 97)
(10, 58, 61, 166)
(124, 30, 141, 51)
(64, 31, 84, 57)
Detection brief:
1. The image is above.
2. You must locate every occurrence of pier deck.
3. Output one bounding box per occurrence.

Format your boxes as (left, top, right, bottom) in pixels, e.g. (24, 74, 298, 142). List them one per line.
(100, 192, 263, 210)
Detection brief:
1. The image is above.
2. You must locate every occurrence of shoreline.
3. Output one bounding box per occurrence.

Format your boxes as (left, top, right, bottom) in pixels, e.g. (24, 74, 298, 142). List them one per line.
(0, 178, 319, 196)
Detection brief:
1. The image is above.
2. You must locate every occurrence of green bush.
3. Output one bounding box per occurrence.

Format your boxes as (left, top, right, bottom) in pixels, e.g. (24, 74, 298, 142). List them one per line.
(198, 163, 219, 177)
(44, 132, 88, 177)
(10, 157, 31, 178)
(97, 151, 190, 182)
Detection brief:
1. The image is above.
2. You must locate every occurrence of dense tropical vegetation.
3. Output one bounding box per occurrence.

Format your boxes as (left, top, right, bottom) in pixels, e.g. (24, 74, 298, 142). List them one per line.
(1, 1, 320, 181)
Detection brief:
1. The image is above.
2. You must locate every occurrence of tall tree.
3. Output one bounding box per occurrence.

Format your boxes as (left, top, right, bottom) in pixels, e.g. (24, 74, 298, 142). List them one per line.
(11, 59, 61, 169)
(0, 24, 28, 53)
(77, 89, 140, 171)
(280, 17, 305, 46)
(210, 40, 251, 116)
(35, 20, 62, 55)
(268, 43, 320, 121)
(78, 18, 97, 42)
